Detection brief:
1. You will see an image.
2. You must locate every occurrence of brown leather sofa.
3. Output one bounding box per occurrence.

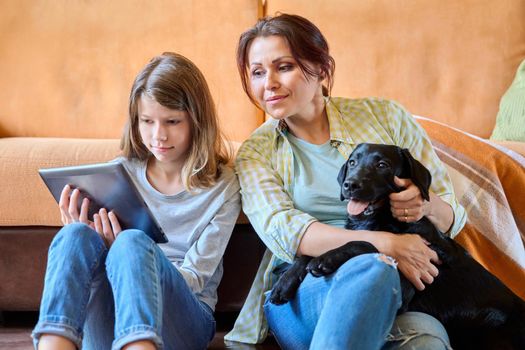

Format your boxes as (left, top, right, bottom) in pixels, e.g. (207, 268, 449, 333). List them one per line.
(1, 0, 524, 348)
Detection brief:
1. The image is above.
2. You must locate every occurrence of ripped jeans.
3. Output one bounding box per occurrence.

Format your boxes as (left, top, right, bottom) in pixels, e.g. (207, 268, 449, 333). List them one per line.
(264, 253, 450, 350)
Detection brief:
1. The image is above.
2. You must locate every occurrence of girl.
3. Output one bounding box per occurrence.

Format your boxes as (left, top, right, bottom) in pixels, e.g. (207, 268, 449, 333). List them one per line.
(32, 52, 241, 350)
(226, 14, 466, 350)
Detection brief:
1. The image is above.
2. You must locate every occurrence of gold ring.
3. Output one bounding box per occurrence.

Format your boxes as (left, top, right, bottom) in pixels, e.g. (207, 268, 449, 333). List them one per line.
(404, 208, 408, 216)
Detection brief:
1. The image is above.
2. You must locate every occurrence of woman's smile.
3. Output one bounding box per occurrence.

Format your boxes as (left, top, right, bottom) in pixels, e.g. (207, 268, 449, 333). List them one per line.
(265, 94, 288, 105)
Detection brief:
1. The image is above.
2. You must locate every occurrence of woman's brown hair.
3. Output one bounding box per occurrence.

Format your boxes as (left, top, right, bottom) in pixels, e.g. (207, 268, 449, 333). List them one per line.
(121, 52, 231, 190)
(237, 13, 335, 106)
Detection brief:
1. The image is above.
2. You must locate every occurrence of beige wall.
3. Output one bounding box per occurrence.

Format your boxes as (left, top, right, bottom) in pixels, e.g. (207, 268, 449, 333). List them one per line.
(265, 0, 525, 138)
(2, 0, 524, 140)
(0, 0, 261, 141)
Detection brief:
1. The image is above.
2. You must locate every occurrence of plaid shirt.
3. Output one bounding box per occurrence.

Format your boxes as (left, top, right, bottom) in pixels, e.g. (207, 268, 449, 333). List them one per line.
(225, 97, 466, 344)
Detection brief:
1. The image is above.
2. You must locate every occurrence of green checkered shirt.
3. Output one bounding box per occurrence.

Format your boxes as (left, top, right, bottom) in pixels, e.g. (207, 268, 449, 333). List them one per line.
(225, 97, 466, 344)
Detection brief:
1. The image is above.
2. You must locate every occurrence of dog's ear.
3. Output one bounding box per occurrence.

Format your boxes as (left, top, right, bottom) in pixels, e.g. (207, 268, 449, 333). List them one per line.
(337, 160, 348, 186)
(399, 148, 432, 201)
(337, 160, 349, 201)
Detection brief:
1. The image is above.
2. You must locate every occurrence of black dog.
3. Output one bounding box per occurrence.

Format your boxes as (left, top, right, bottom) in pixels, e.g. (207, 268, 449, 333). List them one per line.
(270, 143, 525, 350)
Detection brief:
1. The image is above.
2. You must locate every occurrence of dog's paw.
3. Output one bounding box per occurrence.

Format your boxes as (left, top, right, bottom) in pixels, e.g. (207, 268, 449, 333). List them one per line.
(269, 288, 288, 305)
(306, 255, 340, 277)
(269, 281, 295, 305)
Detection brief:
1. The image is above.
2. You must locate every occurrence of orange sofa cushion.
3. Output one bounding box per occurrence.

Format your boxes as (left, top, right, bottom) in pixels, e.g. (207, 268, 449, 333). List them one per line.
(0, 138, 121, 226)
(0, 0, 261, 142)
(266, 0, 525, 138)
(0, 138, 248, 227)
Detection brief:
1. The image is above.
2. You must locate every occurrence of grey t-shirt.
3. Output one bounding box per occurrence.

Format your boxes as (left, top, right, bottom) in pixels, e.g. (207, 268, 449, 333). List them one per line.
(118, 157, 241, 310)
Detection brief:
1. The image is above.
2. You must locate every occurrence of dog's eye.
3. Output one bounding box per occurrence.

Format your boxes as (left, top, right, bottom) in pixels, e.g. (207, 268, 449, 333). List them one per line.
(377, 161, 389, 168)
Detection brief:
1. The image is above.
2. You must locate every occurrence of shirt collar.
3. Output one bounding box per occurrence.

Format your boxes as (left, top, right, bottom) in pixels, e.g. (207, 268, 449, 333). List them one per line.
(270, 97, 356, 147)
(325, 97, 355, 146)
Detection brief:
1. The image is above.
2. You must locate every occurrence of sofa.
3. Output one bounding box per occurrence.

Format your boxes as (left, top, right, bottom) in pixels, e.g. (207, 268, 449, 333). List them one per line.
(1, 0, 524, 348)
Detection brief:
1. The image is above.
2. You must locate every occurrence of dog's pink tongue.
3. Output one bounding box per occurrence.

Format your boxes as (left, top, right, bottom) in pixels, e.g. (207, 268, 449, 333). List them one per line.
(347, 199, 369, 216)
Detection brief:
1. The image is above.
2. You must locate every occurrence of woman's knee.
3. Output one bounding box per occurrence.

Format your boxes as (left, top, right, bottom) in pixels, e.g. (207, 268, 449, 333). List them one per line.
(387, 312, 450, 350)
(335, 253, 399, 285)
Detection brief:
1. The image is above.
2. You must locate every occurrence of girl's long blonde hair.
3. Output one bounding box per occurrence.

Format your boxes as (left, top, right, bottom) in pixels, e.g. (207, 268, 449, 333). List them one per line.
(121, 52, 231, 190)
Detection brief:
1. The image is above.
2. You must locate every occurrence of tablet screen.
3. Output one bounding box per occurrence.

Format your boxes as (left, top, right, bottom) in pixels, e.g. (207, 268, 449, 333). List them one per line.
(39, 162, 168, 243)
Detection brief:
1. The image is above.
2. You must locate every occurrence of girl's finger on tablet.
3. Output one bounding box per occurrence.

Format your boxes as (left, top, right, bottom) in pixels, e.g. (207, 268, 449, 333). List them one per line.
(79, 197, 90, 224)
(93, 213, 107, 246)
(60, 212, 68, 225)
(68, 188, 81, 220)
(59, 185, 71, 221)
(99, 208, 115, 245)
(108, 211, 122, 236)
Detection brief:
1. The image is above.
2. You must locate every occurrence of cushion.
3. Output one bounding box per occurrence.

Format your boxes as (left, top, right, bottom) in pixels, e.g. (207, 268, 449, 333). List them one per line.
(0, 138, 248, 227)
(417, 117, 525, 300)
(491, 59, 525, 142)
(0, 138, 120, 226)
(491, 140, 525, 157)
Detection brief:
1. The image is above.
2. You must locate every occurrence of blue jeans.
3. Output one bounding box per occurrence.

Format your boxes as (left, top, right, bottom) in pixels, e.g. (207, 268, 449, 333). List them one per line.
(32, 223, 215, 350)
(264, 253, 451, 350)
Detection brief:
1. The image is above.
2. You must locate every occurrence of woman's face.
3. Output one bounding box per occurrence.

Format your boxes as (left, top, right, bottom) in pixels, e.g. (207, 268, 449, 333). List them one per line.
(247, 35, 323, 121)
(137, 94, 192, 166)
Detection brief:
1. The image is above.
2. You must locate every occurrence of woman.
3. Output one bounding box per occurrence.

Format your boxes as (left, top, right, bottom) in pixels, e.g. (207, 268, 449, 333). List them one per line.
(226, 14, 465, 350)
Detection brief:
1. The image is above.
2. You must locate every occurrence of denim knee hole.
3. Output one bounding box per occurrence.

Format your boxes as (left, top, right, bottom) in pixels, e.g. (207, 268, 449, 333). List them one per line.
(377, 254, 398, 268)
(387, 329, 452, 350)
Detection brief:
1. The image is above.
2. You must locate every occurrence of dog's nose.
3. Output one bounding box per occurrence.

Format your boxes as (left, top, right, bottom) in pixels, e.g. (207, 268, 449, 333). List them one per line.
(350, 181, 361, 190)
(343, 181, 361, 191)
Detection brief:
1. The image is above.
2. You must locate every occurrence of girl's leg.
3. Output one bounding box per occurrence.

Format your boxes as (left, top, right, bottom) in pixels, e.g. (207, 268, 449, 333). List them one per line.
(383, 312, 451, 350)
(36, 335, 76, 350)
(82, 271, 116, 349)
(106, 229, 215, 350)
(32, 223, 111, 349)
(264, 253, 402, 350)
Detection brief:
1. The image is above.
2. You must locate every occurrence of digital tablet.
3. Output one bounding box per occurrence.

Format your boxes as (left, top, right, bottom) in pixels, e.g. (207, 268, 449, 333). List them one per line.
(39, 162, 168, 243)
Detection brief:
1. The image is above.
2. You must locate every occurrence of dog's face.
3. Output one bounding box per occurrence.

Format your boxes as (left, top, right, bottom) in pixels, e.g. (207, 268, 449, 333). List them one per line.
(337, 143, 432, 216)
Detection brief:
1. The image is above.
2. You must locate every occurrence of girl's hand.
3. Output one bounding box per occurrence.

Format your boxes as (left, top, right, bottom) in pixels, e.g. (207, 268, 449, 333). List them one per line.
(59, 185, 92, 226)
(58, 185, 122, 247)
(389, 177, 430, 223)
(385, 233, 440, 291)
(93, 208, 122, 247)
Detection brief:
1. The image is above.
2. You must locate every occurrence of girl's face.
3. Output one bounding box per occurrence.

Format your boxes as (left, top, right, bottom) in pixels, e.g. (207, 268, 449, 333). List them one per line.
(138, 94, 192, 166)
(248, 35, 323, 121)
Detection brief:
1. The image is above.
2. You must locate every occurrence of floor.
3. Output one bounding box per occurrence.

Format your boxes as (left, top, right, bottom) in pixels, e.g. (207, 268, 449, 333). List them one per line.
(0, 312, 280, 350)
(0, 312, 34, 350)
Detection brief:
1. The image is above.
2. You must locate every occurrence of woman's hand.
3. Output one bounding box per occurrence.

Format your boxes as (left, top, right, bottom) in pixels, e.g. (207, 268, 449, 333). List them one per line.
(384, 232, 440, 291)
(389, 177, 430, 223)
(58, 185, 122, 247)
